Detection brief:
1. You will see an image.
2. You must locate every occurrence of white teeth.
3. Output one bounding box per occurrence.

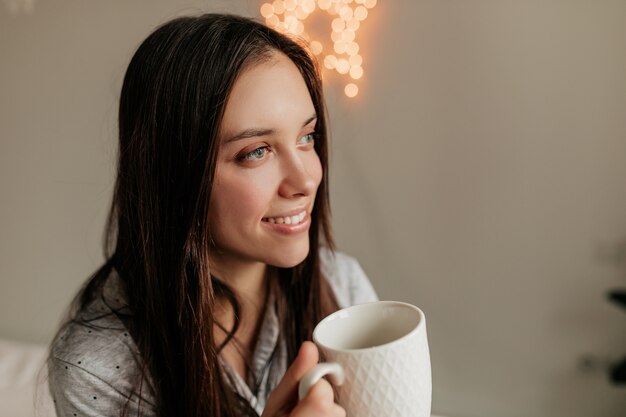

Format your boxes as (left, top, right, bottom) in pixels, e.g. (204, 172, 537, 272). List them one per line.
(264, 211, 307, 225)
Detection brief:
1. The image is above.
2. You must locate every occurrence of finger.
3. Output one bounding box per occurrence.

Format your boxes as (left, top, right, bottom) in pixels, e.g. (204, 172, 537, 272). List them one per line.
(302, 377, 335, 404)
(291, 378, 344, 417)
(263, 342, 319, 415)
(291, 402, 346, 417)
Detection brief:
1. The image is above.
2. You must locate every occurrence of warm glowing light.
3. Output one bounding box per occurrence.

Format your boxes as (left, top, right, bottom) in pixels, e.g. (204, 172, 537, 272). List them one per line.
(341, 29, 355, 42)
(261, 3, 275, 18)
(260, 0, 375, 98)
(331, 17, 345, 32)
(296, 6, 309, 19)
(349, 65, 363, 79)
(266, 14, 280, 27)
(302, 0, 316, 13)
(345, 83, 359, 97)
(349, 53, 362, 66)
(334, 40, 347, 54)
(346, 41, 359, 56)
(294, 21, 305, 34)
(324, 54, 338, 69)
(336, 58, 350, 74)
(310, 40, 323, 55)
(339, 5, 353, 20)
(354, 5, 368, 20)
(318, 0, 332, 10)
(346, 18, 360, 31)
(285, 15, 298, 27)
(272, 0, 286, 14)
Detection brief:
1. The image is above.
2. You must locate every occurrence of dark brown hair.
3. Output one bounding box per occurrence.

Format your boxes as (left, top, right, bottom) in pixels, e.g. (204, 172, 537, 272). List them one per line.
(68, 14, 337, 417)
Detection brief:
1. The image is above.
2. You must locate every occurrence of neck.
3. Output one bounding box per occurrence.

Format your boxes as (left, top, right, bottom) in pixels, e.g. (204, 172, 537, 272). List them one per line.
(210, 253, 269, 336)
(210, 257, 268, 303)
(210, 256, 270, 373)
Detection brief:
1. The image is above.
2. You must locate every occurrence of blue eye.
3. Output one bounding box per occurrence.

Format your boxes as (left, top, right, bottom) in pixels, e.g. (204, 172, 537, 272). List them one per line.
(299, 133, 316, 145)
(239, 146, 269, 161)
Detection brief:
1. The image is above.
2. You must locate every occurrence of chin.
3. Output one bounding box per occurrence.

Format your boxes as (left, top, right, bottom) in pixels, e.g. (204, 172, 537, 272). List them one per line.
(267, 242, 310, 268)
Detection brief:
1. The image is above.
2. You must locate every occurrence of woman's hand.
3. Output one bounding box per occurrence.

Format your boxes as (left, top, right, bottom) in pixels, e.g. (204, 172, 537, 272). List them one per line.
(262, 341, 345, 417)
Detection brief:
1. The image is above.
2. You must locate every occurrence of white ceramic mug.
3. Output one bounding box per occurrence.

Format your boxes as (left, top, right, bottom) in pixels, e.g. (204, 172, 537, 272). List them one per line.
(298, 301, 432, 417)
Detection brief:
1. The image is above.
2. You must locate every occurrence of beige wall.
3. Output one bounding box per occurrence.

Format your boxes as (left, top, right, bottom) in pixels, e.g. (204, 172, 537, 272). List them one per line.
(2, 1, 626, 416)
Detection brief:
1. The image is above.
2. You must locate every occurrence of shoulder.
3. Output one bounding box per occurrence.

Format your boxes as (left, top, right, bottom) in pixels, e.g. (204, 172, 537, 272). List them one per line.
(319, 247, 378, 309)
(48, 272, 156, 417)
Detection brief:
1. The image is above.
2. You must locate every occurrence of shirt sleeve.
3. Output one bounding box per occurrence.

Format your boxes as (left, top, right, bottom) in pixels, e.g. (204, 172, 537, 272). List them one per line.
(48, 355, 156, 417)
(48, 308, 157, 417)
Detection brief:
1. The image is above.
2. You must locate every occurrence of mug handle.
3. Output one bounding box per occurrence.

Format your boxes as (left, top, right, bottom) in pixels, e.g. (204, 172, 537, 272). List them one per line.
(298, 362, 345, 401)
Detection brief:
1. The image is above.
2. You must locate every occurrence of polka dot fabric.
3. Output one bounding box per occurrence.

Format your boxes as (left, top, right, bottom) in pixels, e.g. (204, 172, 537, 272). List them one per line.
(48, 249, 377, 416)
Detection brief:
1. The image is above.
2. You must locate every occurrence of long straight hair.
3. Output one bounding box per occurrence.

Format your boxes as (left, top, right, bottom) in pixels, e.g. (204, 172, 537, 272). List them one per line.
(69, 14, 337, 417)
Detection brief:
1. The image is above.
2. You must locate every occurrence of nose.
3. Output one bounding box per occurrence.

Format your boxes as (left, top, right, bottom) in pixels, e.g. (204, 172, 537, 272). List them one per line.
(277, 149, 320, 199)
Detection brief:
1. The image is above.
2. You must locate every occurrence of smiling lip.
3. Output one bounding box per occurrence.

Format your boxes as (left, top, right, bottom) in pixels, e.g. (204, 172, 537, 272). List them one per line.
(261, 208, 311, 235)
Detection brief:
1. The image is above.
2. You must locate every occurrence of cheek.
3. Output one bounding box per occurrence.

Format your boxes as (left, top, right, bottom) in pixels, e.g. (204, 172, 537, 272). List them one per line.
(210, 172, 271, 223)
(309, 153, 323, 188)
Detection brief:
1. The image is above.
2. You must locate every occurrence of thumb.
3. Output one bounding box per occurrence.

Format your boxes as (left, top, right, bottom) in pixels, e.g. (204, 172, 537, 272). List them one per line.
(263, 341, 319, 416)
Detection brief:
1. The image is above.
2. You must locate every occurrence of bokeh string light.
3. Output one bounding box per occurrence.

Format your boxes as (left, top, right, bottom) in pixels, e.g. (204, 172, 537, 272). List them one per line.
(260, 0, 377, 98)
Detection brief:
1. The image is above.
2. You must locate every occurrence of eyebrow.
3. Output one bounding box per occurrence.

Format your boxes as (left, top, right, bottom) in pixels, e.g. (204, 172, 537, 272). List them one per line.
(223, 114, 318, 143)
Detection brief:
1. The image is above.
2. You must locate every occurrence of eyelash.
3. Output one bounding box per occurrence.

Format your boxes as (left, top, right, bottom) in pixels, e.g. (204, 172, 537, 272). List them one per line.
(238, 146, 270, 161)
(299, 133, 316, 145)
(236, 133, 317, 162)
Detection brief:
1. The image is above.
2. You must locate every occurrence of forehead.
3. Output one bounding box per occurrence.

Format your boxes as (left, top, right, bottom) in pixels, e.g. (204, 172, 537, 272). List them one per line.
(220, 52, 315, 135)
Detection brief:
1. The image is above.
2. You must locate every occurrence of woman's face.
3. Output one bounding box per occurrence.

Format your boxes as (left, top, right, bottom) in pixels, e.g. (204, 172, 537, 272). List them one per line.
(209, 52, 322, 272)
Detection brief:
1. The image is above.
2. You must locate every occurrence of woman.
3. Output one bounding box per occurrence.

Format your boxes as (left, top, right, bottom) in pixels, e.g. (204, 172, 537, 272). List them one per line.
(48, 13, 377, 417)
